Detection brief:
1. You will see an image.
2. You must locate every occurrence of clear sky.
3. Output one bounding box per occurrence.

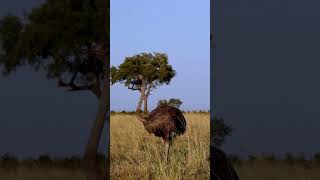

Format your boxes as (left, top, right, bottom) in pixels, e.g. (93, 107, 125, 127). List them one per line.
(4, 0, 319, 159)
(0, 0, 209, 158)
(110, 0, 210, 111)
(214, 0, 320, 157)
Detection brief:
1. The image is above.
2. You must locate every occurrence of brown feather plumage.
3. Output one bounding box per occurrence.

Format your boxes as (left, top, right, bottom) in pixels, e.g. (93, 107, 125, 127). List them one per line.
(142, 104, 186, 142)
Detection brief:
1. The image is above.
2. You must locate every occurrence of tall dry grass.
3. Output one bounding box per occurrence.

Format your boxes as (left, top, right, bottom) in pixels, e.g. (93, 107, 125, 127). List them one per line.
(235, 161, 320, 180)
(0, 168, 86, 180)
(110, 113, 210, 180)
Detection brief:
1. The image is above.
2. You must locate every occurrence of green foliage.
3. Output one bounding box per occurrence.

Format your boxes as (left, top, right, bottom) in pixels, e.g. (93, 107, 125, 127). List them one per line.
(0, 15, 22, 54)
(157, 98, 183, 108)
(0, 0, 109, 97)
(157, 99, 168, 106)
(111, 52, 175, 91)
(212, 116, 232, 147)
(313, 152, 320, 163)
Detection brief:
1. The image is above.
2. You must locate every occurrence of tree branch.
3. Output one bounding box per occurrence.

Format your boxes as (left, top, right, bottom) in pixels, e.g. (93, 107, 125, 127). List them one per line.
(145, 82, 152, 96)
(137, 75, 143, 81)
(79, 43, 109, 60)
(127, 81, 140, 91)
(58, 72, 101, 98)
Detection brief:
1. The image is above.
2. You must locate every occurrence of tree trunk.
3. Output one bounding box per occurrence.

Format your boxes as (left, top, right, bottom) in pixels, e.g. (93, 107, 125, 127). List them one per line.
(136, 84, 147, 123)
(136, 83, 146, 112)
(143, 84, 151, 113)
(136, 91, 144, 112)
(83, 63, 110, 180)
(143, 94, 148, 113)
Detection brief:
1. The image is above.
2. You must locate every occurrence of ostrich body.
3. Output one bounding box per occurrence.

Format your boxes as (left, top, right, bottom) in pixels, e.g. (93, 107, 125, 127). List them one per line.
(136, 104, 187, 162)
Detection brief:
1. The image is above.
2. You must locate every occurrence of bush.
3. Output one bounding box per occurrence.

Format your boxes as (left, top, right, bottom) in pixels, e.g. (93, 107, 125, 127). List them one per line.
(313, 152, 320, 163)
(157, 98, 183, 108)
(53, 156, 82, 169)
(1, 153, 19, 170)
(37, 154, 52, 166)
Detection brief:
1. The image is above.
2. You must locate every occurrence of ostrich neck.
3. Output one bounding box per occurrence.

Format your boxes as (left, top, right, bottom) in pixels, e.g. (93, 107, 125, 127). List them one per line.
(136, 111, 147, 124)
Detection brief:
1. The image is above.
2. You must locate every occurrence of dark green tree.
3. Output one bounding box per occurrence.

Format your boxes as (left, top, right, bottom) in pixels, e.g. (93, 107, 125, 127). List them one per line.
(313, 152, 320, 163)
(212, 116, 233, 147)
(111, 52, 176, 112)
(0, 0, 109, 179)
(157, 98, 183, 109)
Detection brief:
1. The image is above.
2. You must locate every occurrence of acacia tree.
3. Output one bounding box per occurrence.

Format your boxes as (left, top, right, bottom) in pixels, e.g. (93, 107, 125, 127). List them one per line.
(111, 53, 176, 113)
(0, 0, 109, 179)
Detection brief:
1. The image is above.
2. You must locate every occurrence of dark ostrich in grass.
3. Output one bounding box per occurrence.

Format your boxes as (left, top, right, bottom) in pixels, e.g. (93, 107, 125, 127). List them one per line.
(136, 104, 187, 162)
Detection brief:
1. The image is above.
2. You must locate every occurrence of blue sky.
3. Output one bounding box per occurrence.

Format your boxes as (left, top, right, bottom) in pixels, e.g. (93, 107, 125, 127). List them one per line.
(110, 0, 210, 111)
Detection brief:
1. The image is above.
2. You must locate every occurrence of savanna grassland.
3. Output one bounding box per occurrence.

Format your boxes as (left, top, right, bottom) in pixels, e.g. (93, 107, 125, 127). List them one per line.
(3, 113, 320, 180)
(0, 154, 106, 180)
(234, 160, 320, 180)
(0, 168, 87, 180)
(110, 112, 210, 180)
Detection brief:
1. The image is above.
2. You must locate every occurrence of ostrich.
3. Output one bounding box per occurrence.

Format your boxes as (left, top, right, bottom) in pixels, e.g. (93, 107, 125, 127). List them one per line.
(136, 104, 187, 162)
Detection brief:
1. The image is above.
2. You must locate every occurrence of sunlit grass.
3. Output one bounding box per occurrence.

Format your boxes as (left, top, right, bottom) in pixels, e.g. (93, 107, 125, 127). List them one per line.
(110, 113, 210, 180)
(0, 168, 86, 180)
(235, 160, 320, 180)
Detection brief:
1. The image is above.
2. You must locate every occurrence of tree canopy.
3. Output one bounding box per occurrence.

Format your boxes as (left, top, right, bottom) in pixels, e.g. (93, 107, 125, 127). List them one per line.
(0, 0, 110, 179)
(111, 52, 176, 112)
(0, 0, 109, 98)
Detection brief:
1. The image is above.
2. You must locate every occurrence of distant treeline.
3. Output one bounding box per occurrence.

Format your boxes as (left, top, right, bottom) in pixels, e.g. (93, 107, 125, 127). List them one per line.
(2, 152, 320, 170)
(110, 110, 210, 115)
(0, 153, 106, 170)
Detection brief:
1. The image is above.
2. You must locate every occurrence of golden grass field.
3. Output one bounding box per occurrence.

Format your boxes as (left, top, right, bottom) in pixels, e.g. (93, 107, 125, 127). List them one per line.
(235, 161, 320, 180)
(2, 161, 320, 180)
(2, 113, 320, 179)
(0, 168, 87, 180)
(110, 113, 210, 180)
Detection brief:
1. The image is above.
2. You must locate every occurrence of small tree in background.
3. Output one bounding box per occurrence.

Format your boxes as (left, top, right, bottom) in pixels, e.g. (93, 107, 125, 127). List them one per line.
(313, 153, 320, 163)
(37, 154, 53, 167)
(111, 52, 176, 113)
(157, 98, 183, 109)
(212, 116, 232, 147)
